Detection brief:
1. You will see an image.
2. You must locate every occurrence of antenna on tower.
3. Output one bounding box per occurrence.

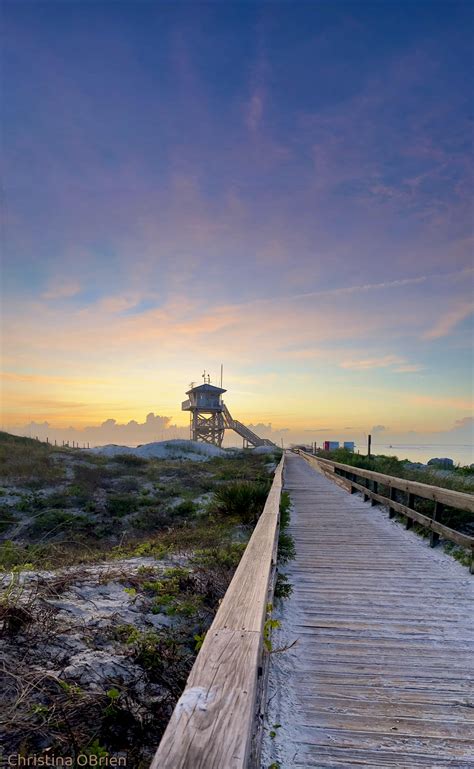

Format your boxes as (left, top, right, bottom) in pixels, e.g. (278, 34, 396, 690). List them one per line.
(220, 363, 223, 388)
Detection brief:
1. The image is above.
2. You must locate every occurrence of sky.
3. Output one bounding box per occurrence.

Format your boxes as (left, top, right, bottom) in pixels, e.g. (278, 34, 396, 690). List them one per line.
(1, 0, 473, 454)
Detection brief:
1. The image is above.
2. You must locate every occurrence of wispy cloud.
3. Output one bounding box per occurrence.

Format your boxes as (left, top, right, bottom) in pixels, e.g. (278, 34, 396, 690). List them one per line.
(1, 372, 111, 385)
(422, 301, 474, 340)
(393, 363, 424, 373)
(41, 279, 81, 300)
(410, 394, 473, 410)
(245, 90, 264, 132)
(340, 355, 422, 373)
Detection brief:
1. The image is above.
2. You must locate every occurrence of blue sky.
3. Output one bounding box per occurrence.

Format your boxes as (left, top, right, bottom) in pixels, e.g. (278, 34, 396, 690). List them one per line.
(1, 0, 473, 446)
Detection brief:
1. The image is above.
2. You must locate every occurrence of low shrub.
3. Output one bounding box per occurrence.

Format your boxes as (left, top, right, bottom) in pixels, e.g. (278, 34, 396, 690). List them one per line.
(274, 572, 293, 599)
(27, 510, 95, 539)
(0, 506, 17, 533)
(114, 477, 141, 493)
(173, 500, 196, 517)
(106, 493, 139, 517)
(0, 540, 28, 569)
(191, 542, 247, 570)
(210, 480, 270, 524)
(74, 464, 116, 489)
(113, 454, 148, 468)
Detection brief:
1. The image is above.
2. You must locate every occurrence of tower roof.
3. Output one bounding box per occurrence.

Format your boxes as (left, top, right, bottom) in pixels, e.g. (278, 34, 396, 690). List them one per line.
(186, 383, 226, 396)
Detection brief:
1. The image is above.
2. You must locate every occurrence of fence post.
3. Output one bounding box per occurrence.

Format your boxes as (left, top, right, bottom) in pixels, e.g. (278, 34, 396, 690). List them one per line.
(371, 481, 378, 506)
(430, 502, 443, 548)
(406, 493, 415, 529)
(363, 478, 370, 502)
(389, 486, 396, 518)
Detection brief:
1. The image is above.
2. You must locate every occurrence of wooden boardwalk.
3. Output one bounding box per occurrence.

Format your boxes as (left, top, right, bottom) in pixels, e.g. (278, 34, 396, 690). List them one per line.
(266, 453, 474, 768)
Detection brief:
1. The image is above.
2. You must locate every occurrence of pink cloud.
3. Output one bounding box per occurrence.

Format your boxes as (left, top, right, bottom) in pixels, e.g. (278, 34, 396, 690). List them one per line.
(422, 301, 474, 340)
(41, 279, 81, 300)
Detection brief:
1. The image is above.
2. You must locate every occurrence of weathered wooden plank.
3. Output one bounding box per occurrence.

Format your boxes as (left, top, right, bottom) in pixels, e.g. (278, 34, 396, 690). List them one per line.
(150, 628, 261, 769)
(150, 455, 284, 768)
(300, 451, 474, 512)
(296, 744, 474, 768)
(348, 479, 473, 548)
(263, 454, 474, 769)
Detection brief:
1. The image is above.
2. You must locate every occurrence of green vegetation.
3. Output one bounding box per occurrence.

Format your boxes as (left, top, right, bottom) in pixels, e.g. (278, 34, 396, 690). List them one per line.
(210, 479, 271, 524)
(0, 507, 17, 533)
(277, 492, 296, 564)
(274, 490, 294, 596)
(443, 542, 472, 568)
(0, 431, 63, 488)
(318, 447, 474, 560)
(274, 572, 293, 599)
(320, 447, 474, 493)
(0, 431, 276, 568)
(0, 431, 280, 764)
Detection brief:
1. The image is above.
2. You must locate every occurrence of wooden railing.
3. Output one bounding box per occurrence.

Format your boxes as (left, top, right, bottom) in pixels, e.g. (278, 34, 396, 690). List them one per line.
(297, 451, 474, 573)
(150, 454, 285, 769)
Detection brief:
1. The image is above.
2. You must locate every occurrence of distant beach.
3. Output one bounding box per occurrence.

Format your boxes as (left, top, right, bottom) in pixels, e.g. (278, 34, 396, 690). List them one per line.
(371, 444, 473, 466)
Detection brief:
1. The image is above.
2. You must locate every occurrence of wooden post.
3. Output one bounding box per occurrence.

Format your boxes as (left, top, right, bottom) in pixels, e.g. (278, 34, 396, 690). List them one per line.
(363, 478, 370, 502)
(345, 470, 354, 493)
(371, 481, 378, 506)
(367, 434, 372, 459)
(430, 501, 443, 548)
(389, 486, 396, 518)
(406, 493, 415, 529)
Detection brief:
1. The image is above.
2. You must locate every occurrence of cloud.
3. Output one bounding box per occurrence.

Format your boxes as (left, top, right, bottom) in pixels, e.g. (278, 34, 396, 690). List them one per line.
(410, 394, 473, 410)
(393, 364, 424, 373)
(340, 354, 424, 373)
(245, 91, 264, 132)
(371, 424, 388, 433)
(290, 276, 428, 301)
(340, 355, 403, 370)
(10, 414, 291, 448)
(13, 413, 178, 447)
(454, 416, 474, 428)
(303, 427, 335, 432)
(1, 372, 111, 386)
(422, 301, 474, 340)
(41, 279, 81, 300)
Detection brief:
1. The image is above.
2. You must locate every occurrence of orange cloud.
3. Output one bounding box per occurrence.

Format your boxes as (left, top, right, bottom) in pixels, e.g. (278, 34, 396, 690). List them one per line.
(409, 394, 473, 410)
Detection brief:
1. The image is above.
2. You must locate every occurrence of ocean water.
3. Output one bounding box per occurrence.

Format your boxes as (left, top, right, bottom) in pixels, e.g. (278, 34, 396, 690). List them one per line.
(370, 444, 473, 466)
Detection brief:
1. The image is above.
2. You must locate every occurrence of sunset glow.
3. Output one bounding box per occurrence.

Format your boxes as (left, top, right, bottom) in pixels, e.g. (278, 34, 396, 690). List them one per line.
(1, 1, 473, 454)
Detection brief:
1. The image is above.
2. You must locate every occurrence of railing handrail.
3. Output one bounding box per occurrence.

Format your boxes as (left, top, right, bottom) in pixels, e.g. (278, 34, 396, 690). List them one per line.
(297, 451, 474, 568)
(301, 452, 474, 512)
(150, 454, 285, 769)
